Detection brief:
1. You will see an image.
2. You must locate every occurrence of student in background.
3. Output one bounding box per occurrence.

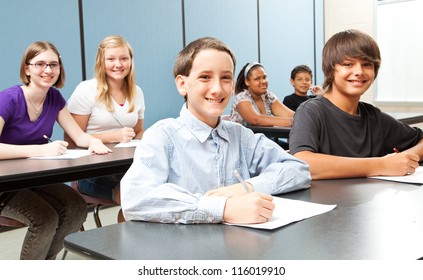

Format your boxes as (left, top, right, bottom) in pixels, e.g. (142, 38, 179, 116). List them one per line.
(121, 37, 311, 224)
(289, 29, 423, 179)
(67, 35, 145, 201)
(0, 41, 111, 259)
(229, 62, 294, 127)
(283, 64, 324, 111)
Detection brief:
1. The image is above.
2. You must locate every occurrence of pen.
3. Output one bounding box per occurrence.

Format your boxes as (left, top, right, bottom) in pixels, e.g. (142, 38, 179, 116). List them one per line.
(393, 148, 400, 153)
(112, 114, 125, 128)
(43, 135, 53, 143)
(233, 169, 251, 193)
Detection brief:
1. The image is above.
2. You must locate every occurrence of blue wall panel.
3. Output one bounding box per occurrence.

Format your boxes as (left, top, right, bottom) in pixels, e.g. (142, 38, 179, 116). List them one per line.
(0, 0, 323, 138)
(184, 0, 258, 114)
(259, 0, 317, 99)
(185, 0, 259, 74)
(0, 0, 82, 140)
(82, 0, 184, 128)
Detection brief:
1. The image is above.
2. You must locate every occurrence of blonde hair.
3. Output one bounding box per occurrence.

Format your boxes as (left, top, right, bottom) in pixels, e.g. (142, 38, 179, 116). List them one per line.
(95, 35, 137, 112)
(20, 41, 65, 88)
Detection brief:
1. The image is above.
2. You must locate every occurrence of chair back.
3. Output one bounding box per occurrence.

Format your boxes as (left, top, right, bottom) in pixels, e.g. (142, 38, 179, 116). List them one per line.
(0, 216, 25, 228)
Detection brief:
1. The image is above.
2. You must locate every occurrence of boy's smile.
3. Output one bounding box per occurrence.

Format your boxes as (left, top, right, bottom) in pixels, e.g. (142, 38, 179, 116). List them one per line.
(176, 49, 234, 128)
(332, 58, 374, 98)
(291, 72, 312, 96)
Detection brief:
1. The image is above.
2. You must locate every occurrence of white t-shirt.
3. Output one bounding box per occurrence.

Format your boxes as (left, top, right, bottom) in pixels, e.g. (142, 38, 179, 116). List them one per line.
(67, 79, 145, 134)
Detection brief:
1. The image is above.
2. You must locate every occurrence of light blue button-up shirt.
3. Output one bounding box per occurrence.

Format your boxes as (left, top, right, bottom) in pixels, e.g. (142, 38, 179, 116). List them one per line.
(121, 105, 311, 223)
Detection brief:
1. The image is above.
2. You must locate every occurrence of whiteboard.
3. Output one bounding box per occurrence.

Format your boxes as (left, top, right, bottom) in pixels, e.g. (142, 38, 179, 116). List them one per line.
(376, 0, 423, 102)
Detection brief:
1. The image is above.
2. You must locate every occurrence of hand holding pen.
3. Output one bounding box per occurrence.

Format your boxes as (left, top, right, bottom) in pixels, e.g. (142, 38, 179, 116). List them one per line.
(379, 147, 419, 176)
(112, 114, 136, 142)
(116, 127, 136, 143)
(42, 135, 68, 156)
(205, 169, 275, 224)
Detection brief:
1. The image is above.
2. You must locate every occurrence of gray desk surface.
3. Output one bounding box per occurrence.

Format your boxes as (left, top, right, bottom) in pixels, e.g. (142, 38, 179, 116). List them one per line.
(0, 145, 135, 192)
(64, 178, 423, 260)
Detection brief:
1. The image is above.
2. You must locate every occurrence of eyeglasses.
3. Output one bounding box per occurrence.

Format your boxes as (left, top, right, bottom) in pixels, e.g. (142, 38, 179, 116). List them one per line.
(28, 62, 61, 70)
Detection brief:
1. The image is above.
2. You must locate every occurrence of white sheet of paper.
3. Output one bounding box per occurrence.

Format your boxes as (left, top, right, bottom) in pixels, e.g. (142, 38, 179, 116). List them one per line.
(370, 166, 423, 185)
(225, 196, 336, 230)
(114, 140, 141, 148)
(29, 149, 91, 160)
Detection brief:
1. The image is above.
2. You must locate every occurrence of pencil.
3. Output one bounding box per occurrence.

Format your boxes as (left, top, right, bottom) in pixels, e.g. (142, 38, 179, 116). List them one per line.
(112, 114, 125, 128)
(233, 169, 251, 193)
(43, 135, 53, 143)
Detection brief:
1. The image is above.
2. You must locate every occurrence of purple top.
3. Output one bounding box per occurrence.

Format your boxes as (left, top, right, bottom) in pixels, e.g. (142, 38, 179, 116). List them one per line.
(0, 85, 66, 145)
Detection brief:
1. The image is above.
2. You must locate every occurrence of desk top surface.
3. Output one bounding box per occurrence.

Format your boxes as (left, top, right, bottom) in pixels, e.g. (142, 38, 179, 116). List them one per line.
(0, 145, 135, 191)
(64, 178, 423, 260)
(246, 125, 291, 138)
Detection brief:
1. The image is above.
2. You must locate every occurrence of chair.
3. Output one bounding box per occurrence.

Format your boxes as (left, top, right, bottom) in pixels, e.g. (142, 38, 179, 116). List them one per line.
(0, 192, 26, 228)
(0, 216, 25, 228)
(70, 181, 120, 229)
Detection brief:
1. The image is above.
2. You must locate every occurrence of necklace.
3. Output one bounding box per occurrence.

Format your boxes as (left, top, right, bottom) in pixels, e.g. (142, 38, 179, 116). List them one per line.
(26, 90, 46, 117)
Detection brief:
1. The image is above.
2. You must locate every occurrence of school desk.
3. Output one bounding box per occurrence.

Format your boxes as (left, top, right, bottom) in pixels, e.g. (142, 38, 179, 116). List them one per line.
(63, 177, 423, 260)
(246, 125, 291, 139)
(0, 145, 135, 192)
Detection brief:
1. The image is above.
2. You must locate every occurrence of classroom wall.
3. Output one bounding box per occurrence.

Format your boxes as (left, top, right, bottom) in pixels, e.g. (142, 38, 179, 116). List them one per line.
(0, 0, 324, 139)
(324, 0, 376, 104)
(324, 0, 423, 119)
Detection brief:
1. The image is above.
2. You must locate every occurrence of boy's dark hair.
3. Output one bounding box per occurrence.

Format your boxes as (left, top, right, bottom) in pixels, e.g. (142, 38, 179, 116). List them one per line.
(291, 65, 312, 80)
(322, 29, 381, 91)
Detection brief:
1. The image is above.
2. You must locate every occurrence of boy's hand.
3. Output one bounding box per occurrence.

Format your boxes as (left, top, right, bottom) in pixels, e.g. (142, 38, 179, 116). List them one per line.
(380, 152, 419, 176)
(310, 85, 324, 95)
(223, 193, 274, 224)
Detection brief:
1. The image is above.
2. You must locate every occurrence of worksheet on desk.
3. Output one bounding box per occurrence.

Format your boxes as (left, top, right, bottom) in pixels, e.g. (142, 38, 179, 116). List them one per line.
(370, 166, 423, 185)
(28, 149, 91, 160)
(114, 139, 141, 148)
(225, 197, 336, 230)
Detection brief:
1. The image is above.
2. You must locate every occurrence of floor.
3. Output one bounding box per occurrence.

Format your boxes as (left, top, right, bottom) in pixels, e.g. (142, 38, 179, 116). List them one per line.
(0, 205, 121, 260)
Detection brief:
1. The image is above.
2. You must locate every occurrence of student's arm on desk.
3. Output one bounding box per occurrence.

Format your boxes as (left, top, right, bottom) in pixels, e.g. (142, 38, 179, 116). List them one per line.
(222, 192, 274, 224)
(0, 142, 69, 160)
(0, 118, 70, 159)
(294, 150, 419, 179)
(120, 135, 226, 224)
(236, 101, 292, 127)
(57, 107, 111, 154)
(207, 183, 275, 224)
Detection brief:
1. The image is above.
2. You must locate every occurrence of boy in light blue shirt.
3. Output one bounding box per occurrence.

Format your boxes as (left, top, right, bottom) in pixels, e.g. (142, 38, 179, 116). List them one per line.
(121, 37, 311, 224)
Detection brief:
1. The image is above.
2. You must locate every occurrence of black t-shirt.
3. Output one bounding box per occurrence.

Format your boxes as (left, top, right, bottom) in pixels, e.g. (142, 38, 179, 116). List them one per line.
(289, 96, 423, 157)
(283, 93, 315, 111)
